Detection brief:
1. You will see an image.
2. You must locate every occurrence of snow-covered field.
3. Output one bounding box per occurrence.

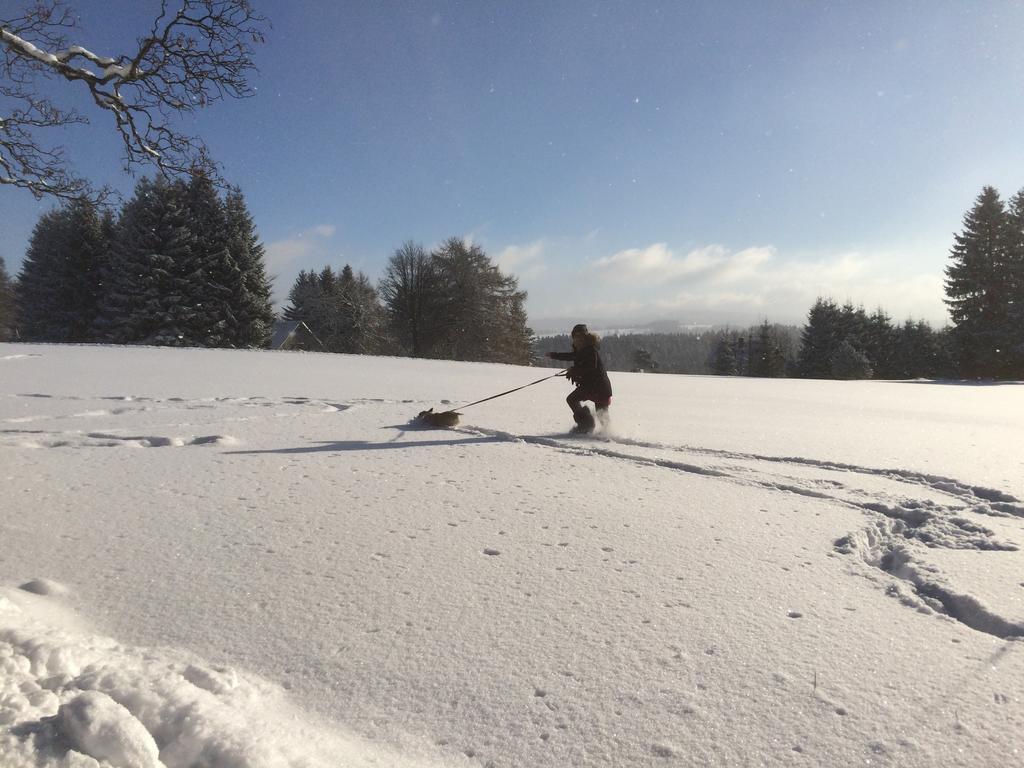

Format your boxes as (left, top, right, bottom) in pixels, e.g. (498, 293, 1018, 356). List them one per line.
(1, 342, 1022, 767)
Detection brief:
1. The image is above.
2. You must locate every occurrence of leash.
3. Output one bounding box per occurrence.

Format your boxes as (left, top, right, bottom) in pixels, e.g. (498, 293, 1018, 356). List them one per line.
(454, 370, 567, 411)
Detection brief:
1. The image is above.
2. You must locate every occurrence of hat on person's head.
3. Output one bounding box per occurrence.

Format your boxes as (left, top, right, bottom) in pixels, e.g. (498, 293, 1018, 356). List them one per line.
(571, 323, 589, 336)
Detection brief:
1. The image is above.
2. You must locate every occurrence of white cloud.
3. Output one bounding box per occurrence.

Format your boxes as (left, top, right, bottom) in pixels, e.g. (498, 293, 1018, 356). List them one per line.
(264, 225, 337, 275)
(536, 242, 949, 327)
(709, 246, 774, 284)
(590, 243, 726, 282)
(496, 241, 547, 281)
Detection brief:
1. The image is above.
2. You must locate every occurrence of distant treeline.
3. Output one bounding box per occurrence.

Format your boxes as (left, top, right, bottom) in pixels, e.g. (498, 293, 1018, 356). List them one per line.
(537, 185, 1024, 381)
(536, 310, 953, 381)
(535, 323, 801, 376)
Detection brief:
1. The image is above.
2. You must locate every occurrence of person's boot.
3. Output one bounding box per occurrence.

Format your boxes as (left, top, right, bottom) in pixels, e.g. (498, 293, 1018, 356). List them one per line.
(571, 405, 595, 434)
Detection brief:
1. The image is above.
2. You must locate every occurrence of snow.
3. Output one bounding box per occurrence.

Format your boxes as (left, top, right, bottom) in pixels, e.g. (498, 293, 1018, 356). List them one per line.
(1, 342, 1022, 767)
(1, 29, 126, 81)
(0, 29, 60, 66)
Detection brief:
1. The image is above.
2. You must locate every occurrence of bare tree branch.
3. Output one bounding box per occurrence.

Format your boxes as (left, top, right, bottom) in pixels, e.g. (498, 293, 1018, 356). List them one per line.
(1, 0, 266, 202)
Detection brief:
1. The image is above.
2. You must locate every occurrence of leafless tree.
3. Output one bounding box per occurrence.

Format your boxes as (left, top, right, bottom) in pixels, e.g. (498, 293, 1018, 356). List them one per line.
(1, 0, 266, 201)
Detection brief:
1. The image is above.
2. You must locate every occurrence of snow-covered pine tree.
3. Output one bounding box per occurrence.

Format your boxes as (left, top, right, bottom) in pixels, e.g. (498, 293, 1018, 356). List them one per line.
(224, 187, 274, 348)
(14, 211, 63, 341)
(96, 177, 194, 345)
(183, 171, 235, 347)
(944, 186, 1013, 378)
(16, 198, 108, 342)
(0, 256, 16, 340)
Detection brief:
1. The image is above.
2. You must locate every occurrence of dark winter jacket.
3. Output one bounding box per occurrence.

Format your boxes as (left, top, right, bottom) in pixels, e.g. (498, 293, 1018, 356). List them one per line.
(550, 345, 612, 399)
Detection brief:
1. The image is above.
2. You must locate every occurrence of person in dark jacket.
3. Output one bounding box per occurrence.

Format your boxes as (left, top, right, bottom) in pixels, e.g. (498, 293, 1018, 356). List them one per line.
(546, 323, 612, 433)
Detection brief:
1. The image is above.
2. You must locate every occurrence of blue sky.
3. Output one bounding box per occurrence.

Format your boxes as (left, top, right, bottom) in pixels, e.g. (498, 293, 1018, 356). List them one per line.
(3, 0, 1024, 331)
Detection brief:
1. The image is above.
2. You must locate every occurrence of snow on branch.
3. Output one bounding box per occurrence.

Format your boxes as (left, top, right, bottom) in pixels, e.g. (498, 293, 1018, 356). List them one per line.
(1, 0, 266, 201)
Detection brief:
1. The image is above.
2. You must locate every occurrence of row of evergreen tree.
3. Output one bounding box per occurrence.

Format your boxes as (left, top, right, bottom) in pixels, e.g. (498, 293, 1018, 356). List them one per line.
(283, 239, 533, 364)
(1, 186, 534, 364)
(2, 182, 1020, 379)
(10, 174, 274, 347)
(794, 299, 953, 380)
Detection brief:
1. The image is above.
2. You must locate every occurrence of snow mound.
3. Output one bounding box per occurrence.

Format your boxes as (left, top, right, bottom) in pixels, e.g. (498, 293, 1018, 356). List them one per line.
(59, 691, 161, 768)
(0, 592, 442, 768)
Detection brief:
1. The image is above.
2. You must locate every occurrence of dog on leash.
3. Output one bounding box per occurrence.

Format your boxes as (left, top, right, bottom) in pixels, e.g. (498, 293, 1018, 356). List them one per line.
(416, 408, 462, 428)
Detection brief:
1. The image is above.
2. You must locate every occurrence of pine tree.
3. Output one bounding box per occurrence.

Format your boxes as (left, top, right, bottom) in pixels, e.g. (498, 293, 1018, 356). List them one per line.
(224, 187, 274, 347)
(831, 339, 873, 379)
(631, 347, 658, 372)
(16, 198, 109, 342)
(183, 171, 235, 346)
(18, 209, 68, 341)
(749, 321, 787, 377)
(1004, 189, 1024, 377)
(0, 256, 16, 340)
(331, 265, 388, 354)
(312, 267, 339, 345)
(710, 337, 739, 375)
(892, 319, 953, 379)
(95, 177, 195, 345)
(283, 270, 319, 323)
(944, 186, 1013, 378)
(838, 303, 870, 354)
(864, 309, 898, 379)
(798, 298, 843, 378)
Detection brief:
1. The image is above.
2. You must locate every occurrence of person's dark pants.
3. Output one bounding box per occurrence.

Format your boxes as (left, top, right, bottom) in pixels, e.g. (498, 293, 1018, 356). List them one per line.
(567, 389, 610, 427)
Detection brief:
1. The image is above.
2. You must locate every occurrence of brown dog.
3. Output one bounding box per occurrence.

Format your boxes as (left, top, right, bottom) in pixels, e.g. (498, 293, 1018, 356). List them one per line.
(416, 408, 462, 428)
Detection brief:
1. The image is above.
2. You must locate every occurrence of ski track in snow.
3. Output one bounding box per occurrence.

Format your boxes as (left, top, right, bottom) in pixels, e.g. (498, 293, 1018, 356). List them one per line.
(5, 390, 1023, 644)
(453, 423, 1024, 640)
